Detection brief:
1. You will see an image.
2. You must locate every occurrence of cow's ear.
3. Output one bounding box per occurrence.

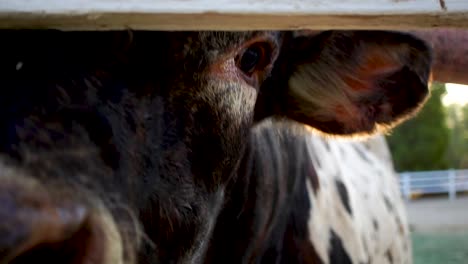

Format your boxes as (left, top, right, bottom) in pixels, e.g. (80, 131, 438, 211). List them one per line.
(256, 31, 432, 135)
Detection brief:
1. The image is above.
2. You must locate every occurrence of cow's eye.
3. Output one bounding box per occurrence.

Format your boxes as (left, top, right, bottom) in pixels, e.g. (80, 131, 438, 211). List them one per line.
(237, 43, 272, 76)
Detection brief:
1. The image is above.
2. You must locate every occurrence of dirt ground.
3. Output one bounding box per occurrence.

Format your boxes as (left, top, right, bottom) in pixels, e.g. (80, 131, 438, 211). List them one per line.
(406, 196, 468, 264)
(411, 231, 468, 264)
(405, 196, 468, 233)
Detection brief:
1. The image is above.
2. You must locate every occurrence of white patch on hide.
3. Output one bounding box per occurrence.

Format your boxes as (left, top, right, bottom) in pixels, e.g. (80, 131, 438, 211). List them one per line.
(305, 134, 411, 264)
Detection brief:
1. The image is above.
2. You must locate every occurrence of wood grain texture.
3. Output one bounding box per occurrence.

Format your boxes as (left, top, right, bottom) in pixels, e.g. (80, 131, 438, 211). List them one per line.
(410, 29, 468, 85)
(0, 0, 467, 30)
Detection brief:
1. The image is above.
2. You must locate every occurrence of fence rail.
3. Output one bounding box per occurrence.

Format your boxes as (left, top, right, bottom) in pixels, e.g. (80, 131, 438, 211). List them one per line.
(1, 0, 468, 30)
(399, 169, 468, 201)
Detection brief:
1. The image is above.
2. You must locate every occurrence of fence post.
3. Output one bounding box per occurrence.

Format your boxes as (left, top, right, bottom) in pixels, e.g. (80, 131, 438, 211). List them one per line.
(402, 173, 411, 201)
(448, 169, 456, 201)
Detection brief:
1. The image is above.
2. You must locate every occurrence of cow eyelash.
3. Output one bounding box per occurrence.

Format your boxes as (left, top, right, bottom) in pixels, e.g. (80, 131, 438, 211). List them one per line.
(236, 42, 274, 76)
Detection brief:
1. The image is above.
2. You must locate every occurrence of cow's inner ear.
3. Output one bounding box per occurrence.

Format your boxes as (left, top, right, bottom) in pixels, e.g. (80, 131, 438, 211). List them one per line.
(256, 31, 432, 136)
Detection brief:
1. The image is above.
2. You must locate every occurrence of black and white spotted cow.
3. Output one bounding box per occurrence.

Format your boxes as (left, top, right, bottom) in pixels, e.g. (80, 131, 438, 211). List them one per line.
(309, 133, 410, 264)
(207, 120, 411, 264)
(0, 30, 431, 263)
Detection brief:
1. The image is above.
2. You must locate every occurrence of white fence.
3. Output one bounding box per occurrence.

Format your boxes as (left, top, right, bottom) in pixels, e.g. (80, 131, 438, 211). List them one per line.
(399, 169, 468, 201)
(1, 0, 468, 30)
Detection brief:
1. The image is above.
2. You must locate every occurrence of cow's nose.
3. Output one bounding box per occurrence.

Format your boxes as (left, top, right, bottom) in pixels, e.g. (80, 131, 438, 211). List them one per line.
(0, 179, 99, 264)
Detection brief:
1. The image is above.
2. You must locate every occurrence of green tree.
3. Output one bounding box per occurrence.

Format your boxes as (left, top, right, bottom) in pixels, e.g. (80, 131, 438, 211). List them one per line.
(461, 105, 468, 168)
(446, 103, 468, 168)
(386, 83, 450, 171)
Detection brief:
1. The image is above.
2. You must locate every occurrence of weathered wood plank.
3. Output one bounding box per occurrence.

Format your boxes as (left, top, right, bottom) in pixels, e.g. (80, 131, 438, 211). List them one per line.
(0, 0, 467, 30)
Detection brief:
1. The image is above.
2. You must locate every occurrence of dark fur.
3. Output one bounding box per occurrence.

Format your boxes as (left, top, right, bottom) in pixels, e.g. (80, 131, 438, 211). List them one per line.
(0, 30, 431, 263)
(206, 120, 324, 264)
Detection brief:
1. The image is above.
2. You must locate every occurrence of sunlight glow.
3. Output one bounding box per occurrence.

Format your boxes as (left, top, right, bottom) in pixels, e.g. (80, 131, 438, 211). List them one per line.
(443, 83, 468, 106)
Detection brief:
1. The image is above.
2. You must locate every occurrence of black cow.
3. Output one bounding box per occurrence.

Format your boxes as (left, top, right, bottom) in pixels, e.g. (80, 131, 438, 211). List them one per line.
(0, 30, 431, 263)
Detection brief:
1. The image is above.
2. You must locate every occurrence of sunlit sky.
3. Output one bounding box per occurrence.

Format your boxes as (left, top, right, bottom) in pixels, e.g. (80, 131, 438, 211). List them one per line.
(443, 83, 468, 106)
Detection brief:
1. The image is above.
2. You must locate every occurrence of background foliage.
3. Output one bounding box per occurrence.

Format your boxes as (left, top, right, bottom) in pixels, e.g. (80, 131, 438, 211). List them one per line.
(386, 83, 468, 172)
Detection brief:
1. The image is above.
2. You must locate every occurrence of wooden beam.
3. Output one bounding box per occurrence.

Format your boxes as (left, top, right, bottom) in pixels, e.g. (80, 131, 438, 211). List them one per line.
(0, 0, 467, 30)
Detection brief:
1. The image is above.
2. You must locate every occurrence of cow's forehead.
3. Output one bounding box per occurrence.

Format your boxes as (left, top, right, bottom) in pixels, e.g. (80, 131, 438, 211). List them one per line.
(196, 31, 280, 49)
(167, 31, 281, 57)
